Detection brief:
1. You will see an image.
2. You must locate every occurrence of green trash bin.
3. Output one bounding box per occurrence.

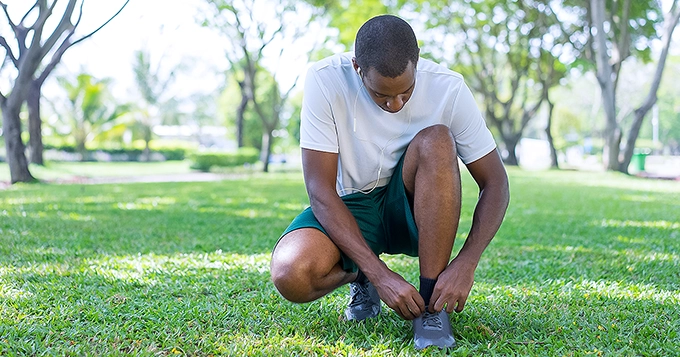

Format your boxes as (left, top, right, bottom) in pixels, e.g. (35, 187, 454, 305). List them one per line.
(631, 152, 648, 172)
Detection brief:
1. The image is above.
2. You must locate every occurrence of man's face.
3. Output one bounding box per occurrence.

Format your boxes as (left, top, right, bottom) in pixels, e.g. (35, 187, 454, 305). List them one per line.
(360, 61, 416, 113)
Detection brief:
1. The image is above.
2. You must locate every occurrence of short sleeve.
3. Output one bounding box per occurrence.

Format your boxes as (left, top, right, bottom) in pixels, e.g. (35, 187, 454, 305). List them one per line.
(300, 67, 339, 153)
(449, 82, 496, 164)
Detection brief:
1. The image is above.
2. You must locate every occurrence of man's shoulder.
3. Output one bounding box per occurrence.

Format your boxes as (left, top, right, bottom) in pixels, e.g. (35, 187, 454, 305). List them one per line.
(308, 52, 354, 74)
(417, 58, 464, 82)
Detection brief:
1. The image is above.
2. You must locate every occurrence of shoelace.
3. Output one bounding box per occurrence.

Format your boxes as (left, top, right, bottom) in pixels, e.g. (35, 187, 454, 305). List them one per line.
(422, 311, 443, 330)
(348, 282, 370, 307)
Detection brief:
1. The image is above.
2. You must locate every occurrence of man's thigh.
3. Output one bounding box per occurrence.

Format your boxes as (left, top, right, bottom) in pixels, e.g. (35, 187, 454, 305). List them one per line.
(277, 199, 386, 273)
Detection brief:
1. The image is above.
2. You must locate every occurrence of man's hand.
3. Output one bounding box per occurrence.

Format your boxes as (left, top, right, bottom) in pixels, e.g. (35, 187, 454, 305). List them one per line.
(371, 269, 425, 320)
(429, 256, 476, 313)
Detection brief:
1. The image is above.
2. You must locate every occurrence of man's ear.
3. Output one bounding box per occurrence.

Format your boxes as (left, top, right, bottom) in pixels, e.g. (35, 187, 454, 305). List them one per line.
(352, 57, 362, 77)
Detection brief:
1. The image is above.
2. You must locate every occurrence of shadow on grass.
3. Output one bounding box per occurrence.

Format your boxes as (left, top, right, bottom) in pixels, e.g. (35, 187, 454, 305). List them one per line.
(0, 179, 309, 264)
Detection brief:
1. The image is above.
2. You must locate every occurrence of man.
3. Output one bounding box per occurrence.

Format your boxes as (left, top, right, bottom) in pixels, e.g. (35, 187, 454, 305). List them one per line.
(270, 15, 509, 350)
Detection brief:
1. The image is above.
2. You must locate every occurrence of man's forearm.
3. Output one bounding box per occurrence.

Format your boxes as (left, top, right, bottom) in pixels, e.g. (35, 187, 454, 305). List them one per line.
(309, 193, 387, 279)
(456, 182, 509, 265)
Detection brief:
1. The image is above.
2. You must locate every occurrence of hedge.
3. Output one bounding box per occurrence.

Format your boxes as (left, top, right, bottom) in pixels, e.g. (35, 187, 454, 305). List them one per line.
(190, 147, 260, 172)
(42, 143, 190, 161)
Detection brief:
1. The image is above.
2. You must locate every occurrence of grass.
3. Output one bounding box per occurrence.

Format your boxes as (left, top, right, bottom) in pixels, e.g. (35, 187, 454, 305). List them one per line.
(0, 166, 679, 356)
(0, 161, 196, 182)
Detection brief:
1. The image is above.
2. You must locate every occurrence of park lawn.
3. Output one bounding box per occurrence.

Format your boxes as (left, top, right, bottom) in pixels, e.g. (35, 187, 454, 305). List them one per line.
(0, 167, 679, 356)
(0, 161, 196, 182)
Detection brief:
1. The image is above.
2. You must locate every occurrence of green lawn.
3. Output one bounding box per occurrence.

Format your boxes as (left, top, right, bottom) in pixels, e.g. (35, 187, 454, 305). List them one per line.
(0, 161, 203, 182)
(0, 167, 678, 356)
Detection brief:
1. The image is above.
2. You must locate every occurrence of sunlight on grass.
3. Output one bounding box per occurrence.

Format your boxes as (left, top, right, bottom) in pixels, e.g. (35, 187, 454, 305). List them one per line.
(116, 196, 177, 210)
(1, 169, 678, 355)
(477, 279, 679, 304)
(618, 249, 679, 263)
(89, 251, 270, 283)
(597, 219, 680, 230)
(220, 331, 405, 356)
(573, 279, 680, 303)
(0, 285, 33, 299)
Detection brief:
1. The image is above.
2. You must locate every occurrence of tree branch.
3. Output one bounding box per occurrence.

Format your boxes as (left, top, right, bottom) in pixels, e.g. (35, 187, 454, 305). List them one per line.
(36, 0, 130, 86)
(18, 0, 40, 25)
(0, 35, 17, 66)
(0, 1, 20, 37)
(71, 0, 130, 47)
(38, 0, 77, 61)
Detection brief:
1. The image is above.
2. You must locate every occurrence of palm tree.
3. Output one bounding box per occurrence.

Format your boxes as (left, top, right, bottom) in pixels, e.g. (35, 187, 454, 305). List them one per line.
(129, 50, 183, 161)
(57, 73, 128, 161)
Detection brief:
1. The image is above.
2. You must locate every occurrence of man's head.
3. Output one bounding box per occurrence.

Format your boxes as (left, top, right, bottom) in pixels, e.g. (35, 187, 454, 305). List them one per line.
(352, 15, 420, 113)
(353, 15, 419, 78)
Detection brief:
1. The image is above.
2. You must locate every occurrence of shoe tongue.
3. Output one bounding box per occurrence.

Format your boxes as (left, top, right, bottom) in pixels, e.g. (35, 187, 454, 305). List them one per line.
(423, 312, 442, 330)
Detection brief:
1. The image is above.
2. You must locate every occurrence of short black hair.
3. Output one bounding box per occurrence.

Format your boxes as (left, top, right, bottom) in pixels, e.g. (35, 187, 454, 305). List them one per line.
(354, 15, 419, 78)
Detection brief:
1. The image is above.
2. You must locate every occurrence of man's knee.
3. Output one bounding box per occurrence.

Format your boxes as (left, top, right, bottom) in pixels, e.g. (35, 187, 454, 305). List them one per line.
(270, 242, 316, 303)
(412, 124, 456, 155)
(270, 229, 343, 303)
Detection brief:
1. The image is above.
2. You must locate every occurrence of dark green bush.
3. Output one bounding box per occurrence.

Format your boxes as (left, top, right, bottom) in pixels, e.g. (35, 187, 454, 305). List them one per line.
(190, 148, 260, 172)
(42, 143, 189, 161)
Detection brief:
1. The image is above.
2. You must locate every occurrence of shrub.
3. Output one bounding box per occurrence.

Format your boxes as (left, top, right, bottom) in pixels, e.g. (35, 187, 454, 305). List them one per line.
(190, 147, 260, 172)
(42, 140, 194, 161)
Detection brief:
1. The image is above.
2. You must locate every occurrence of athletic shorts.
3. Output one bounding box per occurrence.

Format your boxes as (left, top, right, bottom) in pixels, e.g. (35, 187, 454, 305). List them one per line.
(279, 152, 419, 272)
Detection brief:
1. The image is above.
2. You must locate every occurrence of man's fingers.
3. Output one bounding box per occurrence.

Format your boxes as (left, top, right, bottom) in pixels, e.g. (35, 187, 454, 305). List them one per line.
(454, 297, 467, 312)
(431, 293, 447, 312)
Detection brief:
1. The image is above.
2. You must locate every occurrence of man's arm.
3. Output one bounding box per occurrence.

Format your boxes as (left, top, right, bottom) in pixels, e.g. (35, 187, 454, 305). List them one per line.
(302, 148, 425, 319)
(430, 148, 510, 313)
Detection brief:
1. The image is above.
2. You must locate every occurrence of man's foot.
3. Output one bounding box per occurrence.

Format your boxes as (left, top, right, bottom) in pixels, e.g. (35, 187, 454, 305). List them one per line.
(413, 309, 456, 350)
(344, 278, 381, 321)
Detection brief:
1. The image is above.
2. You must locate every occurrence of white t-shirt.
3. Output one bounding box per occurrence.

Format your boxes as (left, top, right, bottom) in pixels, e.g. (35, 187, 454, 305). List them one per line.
(300, 52, 496, 196)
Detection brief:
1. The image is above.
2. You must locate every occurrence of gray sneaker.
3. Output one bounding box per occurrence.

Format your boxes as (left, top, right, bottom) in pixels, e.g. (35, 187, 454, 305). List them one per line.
(344, 279, 381, 321)
(413, 309, 456, 350)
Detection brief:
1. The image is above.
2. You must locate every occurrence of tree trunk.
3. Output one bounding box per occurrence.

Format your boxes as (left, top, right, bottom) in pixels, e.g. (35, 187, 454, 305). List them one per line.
(591, 0, 619, 171)
(27, 81, 45, 165)
(618, 0, 680, 174)
(236, 80, 248, 148)
(77, 138, 88, 162)
(504, 135, 520, 166)
(260, 129, 273, 173)
(1, 103, 35, 183)
(142, 126, 152, 162)
(545, 98, 558, 168)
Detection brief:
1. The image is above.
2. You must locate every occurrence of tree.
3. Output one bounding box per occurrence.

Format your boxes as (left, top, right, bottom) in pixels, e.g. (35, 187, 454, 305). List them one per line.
(421, 1, 569, 166)
(201, 0, 323, 172)
(574, 0, 680, 172)
(130, 49, 184, 161)
(56, 73, 127, 160)
(0, 0, 128, 183)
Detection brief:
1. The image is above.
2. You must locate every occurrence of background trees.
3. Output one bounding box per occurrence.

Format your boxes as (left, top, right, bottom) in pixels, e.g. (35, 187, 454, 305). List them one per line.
(2, 0, 680, 184)
(565, 0, 680, 172)
(55, 73, 127, 160)
(199, 0, 324, 172)
(0, 0, 128, 183)
(420, 0, 570, 166)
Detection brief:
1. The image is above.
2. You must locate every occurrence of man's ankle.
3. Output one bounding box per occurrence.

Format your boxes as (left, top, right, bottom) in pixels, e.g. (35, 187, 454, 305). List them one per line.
(419, 276, 437, 306)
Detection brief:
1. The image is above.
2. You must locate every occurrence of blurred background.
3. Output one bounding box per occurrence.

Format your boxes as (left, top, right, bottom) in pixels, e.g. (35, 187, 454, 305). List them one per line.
(1, 0, 680, 184)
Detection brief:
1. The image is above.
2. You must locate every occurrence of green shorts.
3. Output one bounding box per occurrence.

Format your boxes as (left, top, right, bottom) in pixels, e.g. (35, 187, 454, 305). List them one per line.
(279, 152, 418, 272)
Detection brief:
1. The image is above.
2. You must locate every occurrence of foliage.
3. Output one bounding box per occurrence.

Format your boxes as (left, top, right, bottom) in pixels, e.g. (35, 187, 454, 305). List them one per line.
(418, 0, 570, 165)
(55, 73, 129, 160)
(190, 147, 260, 171)
(0, 169, 679, 355)
(126, 49, 187, 160)
(0, 0, 130, 183)
(201, 0, 324, 172)
(219, 71, 272, 150)
(562, 0, 680, 172)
